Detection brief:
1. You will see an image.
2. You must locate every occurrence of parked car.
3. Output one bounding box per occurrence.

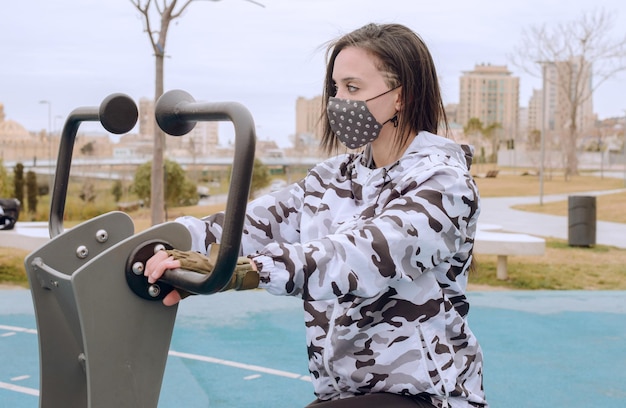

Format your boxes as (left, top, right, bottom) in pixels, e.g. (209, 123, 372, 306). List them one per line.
(197, 186, 211, 199)
(0, 198, 20, 230)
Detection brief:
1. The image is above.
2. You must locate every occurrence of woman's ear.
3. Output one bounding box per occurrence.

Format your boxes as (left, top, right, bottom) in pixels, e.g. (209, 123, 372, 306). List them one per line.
(394, 90, 402, 111)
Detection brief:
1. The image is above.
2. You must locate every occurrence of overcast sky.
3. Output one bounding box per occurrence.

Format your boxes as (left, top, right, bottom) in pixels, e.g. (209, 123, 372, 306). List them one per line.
(2, 0, 626, 147)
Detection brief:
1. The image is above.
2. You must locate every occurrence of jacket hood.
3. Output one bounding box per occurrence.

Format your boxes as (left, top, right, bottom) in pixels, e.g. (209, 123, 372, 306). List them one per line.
(404, 131, 474, 171)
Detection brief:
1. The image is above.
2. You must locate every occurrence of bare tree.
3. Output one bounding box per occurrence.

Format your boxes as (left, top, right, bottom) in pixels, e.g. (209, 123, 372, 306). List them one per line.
(130, 0, 264, 225)
(511, 9, 626, 178)
(130, 0, 195, 225)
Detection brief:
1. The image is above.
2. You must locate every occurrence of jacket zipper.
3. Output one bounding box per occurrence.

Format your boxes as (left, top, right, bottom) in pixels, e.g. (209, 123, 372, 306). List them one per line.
(418, 326, 451, 405)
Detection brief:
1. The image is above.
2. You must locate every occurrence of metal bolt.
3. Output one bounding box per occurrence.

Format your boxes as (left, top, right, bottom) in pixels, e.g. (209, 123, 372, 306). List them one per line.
(132, 262, 144, 275)
(78, 353, 86, 368)
(154, 243, 166, 253)
(76, 245, 89, 259)
(95, 229, 108, 243)
(148, 284, 161, 298)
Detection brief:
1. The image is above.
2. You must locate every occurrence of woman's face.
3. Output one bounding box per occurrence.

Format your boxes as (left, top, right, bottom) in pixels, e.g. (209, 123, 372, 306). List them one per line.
(331, 46, 399, 127)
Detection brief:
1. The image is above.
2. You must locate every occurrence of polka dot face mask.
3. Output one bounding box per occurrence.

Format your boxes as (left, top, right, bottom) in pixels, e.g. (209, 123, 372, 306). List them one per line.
(326, 87, 399, 149)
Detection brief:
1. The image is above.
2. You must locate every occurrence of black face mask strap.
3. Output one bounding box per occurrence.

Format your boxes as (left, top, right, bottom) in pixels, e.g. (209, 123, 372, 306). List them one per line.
(365, 85, 401, 102)
(382, 111, 399, 128)
(390, 113, 399, 127)
(368, 85, 400, 128)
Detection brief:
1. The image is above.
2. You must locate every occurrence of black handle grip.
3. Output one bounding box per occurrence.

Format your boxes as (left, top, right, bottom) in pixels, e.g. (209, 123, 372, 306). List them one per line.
(154, 89, 256, 294)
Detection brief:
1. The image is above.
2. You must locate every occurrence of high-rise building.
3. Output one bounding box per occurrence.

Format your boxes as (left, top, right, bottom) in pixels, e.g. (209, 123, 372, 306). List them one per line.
(138, 98, 155, 139)
(135, 97, 220, 157)
(540, 57, 594, 137)
(527, 89, 543, 133)
(458, 64, 520, 147)
(524, 89, 544, 150)
(180, 121, 219, 157)
(293, 95, 323, 157)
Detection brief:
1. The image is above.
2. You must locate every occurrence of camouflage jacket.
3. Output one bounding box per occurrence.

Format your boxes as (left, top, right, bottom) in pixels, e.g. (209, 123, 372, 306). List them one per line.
(177, 132, 487, 407)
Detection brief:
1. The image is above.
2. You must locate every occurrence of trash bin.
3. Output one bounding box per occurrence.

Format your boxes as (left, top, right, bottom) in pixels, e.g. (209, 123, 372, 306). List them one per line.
(568, 196, 596, 247)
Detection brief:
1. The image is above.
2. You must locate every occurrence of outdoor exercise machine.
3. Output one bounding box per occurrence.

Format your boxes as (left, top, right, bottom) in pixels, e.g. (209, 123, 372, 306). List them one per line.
(24, 90, 256, 407)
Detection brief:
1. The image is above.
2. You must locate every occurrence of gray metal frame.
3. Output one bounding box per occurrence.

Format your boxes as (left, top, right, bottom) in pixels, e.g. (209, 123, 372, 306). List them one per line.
(24, 91, 256, 407)
(25, 215, 190, 407)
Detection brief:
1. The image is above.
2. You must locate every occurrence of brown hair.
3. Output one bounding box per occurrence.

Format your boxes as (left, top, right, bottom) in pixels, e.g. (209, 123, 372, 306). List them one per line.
(320, 23, 449, 154)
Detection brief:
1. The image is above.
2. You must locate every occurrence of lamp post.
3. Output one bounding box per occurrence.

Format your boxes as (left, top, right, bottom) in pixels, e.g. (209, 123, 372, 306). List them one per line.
(623, 110, 626, 187)
(39, 100, 52, 193)
(537, 61, 550, 206)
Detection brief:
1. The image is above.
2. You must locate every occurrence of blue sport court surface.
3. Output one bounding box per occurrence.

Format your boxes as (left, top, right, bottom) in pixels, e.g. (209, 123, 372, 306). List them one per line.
(1, 289, 625, 407)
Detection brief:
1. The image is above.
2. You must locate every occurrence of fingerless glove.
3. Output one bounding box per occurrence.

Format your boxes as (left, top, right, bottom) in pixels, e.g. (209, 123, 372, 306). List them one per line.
(165, 245, 259, 291)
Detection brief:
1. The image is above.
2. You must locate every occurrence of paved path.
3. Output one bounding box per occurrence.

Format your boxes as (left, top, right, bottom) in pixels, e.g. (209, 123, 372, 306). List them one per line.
(0, 222, 49, 251)
(479, 189, 626, 249)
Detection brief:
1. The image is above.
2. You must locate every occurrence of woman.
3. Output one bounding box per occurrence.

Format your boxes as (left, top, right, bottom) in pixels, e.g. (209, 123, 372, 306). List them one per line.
(147, 23, 487, 408)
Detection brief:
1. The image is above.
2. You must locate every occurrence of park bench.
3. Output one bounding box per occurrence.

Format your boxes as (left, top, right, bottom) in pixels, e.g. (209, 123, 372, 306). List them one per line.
(474, 169, 499, 179)
(474, 224, 545, 280)
(116, 200, 144, 212)
(485, 169, 499, 178)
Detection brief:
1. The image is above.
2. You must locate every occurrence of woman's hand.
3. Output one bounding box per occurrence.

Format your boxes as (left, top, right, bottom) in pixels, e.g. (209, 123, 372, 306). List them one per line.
(144, 249, 183, 306)
(144, 247, 260, 305)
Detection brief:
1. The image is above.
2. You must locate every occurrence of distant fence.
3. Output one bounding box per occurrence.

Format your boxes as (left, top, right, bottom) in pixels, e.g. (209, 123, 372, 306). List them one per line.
(497, 149, 626, 170)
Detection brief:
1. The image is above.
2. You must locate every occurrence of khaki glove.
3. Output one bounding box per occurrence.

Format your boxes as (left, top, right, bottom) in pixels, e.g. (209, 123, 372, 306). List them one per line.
(165, 245, 259, 291)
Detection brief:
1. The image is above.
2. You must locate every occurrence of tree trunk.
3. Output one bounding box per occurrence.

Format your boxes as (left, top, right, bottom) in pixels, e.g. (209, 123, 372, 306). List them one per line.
(150, 54, 166, 225)
(564, 124, 579, 180)
(564, 102, 580, 180)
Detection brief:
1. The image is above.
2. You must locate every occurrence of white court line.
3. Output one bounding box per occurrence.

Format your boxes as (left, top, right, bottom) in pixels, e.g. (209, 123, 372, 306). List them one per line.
(168, 350, 311, 382)
(0, 325, 40, 398)
(0, 381, 39, 396)
(0, 325, 37, 334)
(0, 323, 311, 400)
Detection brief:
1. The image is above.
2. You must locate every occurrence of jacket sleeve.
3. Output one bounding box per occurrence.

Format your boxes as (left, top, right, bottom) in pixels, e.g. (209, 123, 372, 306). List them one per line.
(250, 163, 479, 301)
(176, 180, 305, 255)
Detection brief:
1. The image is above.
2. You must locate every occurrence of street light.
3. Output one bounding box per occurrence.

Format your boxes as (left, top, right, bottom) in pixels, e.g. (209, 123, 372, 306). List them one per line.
(537, 61, 551, 206)
(623, 110, 626, 187)
(39, 100, 53, 193)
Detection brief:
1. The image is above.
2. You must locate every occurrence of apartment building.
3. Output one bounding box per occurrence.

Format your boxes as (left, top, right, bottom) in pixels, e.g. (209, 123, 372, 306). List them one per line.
(540, 57, 594, 139)
(292, 95, 324, 157)
(458, 64, 520, 151)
